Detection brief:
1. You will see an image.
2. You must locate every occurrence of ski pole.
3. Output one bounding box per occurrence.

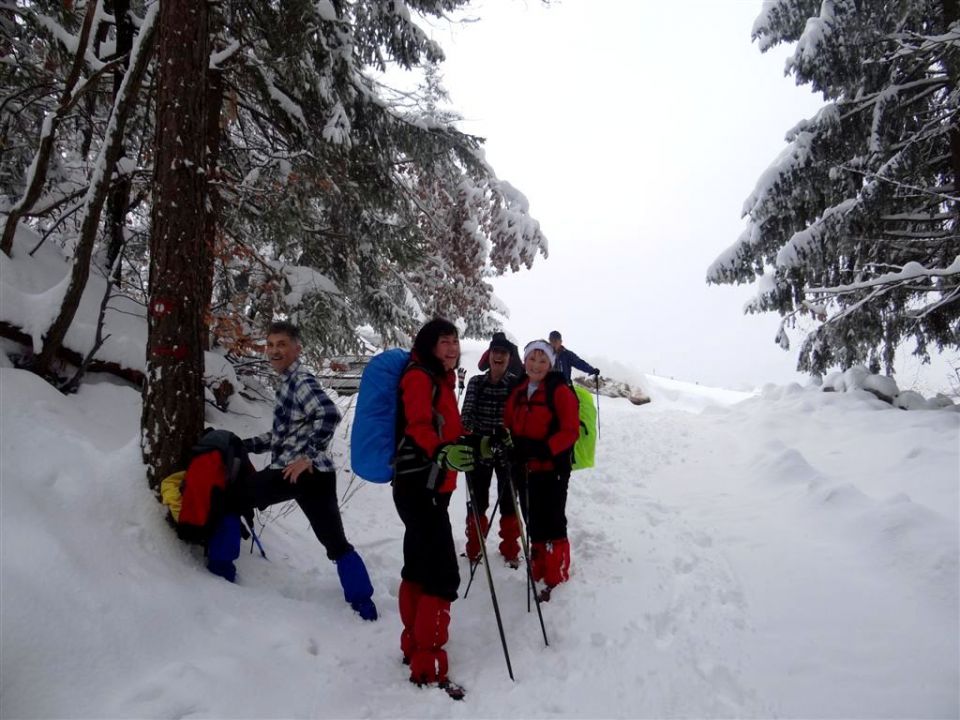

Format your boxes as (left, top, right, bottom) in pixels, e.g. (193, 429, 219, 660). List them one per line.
(595, 374, 601, 436)
(243, 512, 268, 559)
(465, 477, 514, 681)
(463, 494, 501, 600)
(525, 476, 531, 612)
(503, 458, 548, 646)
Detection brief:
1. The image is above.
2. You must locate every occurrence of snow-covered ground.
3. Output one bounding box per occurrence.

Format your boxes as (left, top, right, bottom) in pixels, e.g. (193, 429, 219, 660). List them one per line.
(1, 341, 957, 719)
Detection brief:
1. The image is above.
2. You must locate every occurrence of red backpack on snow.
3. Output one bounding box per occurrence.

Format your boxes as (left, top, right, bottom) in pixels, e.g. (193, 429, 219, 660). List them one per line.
(177, 450, 230, 542)
(162, 429, 254, 545)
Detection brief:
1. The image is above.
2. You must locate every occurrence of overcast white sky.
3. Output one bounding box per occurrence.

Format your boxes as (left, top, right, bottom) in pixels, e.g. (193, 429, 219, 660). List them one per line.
(423, 0, 829, 389)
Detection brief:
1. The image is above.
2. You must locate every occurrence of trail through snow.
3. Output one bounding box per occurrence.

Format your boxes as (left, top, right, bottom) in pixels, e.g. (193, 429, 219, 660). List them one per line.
(1, 364, 956, 719)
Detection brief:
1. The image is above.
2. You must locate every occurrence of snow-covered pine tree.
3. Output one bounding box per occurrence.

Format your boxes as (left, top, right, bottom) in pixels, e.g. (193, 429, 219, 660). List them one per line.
(1, 1, 158, 379)
(2, 0, 547, 382)
(0, 0, 102, 257)
(208, 0, 547, 353)
(708, 0, 959, 376)
(390, 60, 546, 339)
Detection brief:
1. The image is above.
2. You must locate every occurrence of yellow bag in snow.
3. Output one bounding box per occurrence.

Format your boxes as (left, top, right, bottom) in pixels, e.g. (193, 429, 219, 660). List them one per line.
(160, 471, 186, 522)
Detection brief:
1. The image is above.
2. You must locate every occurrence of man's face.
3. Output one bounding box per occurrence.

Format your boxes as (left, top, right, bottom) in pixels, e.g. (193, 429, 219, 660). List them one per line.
(433, 333, 460, 371)
(549, 337, 562, 352)
(265, 332, 301, 374)
(489, 348, 510, 372)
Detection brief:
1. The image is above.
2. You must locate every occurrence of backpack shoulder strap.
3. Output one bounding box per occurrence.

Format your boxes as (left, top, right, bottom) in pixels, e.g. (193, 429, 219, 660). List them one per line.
(405, 362, 440, 399)
(394, 362, 445, 488)
(542, 371, 567, 411)
(396, 362, 443, 440)
(543, 372, 579, 436)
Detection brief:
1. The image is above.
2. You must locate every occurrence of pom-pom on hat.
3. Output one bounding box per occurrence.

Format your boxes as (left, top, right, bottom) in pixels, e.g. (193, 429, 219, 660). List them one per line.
(523, 339, 556, 366)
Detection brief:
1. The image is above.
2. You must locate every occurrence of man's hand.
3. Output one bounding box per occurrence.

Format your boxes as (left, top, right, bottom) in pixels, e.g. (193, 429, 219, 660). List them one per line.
(493, 426, 513, 451)
(283, 456, 314, 483)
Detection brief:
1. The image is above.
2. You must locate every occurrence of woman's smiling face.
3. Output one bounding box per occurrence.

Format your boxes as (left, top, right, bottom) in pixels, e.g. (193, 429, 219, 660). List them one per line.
(433, 333, 461, 371)
(524, 349, 551, 382)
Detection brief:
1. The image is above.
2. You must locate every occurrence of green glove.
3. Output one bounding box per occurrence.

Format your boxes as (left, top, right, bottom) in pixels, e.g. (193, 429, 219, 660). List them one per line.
(435, 443, 475, 472)
(478, 436, 495, 461)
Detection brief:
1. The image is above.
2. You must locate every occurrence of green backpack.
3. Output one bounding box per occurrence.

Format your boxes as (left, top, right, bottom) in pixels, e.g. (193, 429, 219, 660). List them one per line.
(543, 373, 598, 472)
(571, 384, 597, 470)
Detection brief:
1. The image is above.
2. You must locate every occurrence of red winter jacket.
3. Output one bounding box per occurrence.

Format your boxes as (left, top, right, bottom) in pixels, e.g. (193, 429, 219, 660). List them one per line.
(504, 375, 579, 473)
(398, 353, 463, 493)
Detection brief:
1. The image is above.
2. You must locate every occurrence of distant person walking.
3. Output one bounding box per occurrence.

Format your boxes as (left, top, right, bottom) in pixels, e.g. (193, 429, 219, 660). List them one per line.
(460, 333, 522, 567)
(548, 330, 599, 382)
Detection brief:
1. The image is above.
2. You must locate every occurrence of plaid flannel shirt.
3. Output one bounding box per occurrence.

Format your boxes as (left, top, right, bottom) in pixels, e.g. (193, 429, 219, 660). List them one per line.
(244, 360, 341, 471)
(461, 371, 518, 435)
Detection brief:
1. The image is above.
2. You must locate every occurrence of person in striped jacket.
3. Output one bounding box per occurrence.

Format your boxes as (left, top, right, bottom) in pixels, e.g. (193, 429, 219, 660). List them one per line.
(460, 333, 522, 566)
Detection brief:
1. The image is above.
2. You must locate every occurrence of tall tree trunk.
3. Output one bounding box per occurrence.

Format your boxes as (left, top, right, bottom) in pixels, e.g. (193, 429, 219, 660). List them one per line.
(32, 8, 157, 377)
(142, 0, 210, 489)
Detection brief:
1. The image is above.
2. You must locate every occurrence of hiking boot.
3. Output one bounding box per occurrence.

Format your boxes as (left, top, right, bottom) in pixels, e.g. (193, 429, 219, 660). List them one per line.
(543, 538, 570, 587)
(336, 549, 377, 621)
(351, 598, 378, 621)
(410, 595, 451, 684)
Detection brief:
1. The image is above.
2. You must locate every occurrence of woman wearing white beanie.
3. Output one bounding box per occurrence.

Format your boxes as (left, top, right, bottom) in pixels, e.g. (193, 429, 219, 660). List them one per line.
(503, 340, 580, 600)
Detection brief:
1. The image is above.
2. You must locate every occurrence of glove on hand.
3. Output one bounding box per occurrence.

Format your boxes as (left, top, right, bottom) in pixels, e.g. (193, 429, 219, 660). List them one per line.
(591, 368, 600, 376)
(458, 434, 494, 462)
(492, 426, 513, 450)
(478, 435, 495, 461)
(435, 442, 476, 472)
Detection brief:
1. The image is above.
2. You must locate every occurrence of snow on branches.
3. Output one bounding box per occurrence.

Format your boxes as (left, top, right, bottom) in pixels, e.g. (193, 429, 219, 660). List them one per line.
(710, 0, 960, 377)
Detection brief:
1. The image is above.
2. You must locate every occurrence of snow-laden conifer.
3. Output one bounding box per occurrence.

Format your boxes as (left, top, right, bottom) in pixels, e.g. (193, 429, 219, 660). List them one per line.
(709, 0, 959, 376)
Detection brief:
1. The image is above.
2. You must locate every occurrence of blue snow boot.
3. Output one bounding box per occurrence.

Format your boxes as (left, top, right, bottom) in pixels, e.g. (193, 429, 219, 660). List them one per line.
(207, 514, 241, 582)
(336, 549, 378, 621)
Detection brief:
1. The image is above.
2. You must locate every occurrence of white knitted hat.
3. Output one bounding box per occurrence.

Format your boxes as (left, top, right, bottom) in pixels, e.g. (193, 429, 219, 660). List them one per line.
(523, 339, 556, 366)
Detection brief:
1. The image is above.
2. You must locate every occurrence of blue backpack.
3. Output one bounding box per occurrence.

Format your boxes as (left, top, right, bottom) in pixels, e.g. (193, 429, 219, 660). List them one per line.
(350, 349, 412, 482)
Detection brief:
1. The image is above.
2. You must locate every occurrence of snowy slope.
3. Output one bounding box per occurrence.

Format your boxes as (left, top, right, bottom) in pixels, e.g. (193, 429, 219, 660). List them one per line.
(1, 353, 957, 718)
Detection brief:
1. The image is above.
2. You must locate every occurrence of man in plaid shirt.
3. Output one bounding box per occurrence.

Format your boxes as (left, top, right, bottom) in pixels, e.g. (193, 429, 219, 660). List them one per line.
(460, 332, 522, 567)
(240, 321, 377, 621)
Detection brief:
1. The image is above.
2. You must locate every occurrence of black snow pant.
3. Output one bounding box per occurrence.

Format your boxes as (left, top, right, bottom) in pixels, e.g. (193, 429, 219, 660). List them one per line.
(232, 467, 353, 561)
(515, 467, 570, 543)
(392, 478, 460, 602)
(465, 460, 516, 517)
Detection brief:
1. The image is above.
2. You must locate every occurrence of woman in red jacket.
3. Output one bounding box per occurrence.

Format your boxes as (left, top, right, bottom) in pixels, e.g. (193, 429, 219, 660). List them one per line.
(393, 318, 476, 688)
(504, 340, 580, 599)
